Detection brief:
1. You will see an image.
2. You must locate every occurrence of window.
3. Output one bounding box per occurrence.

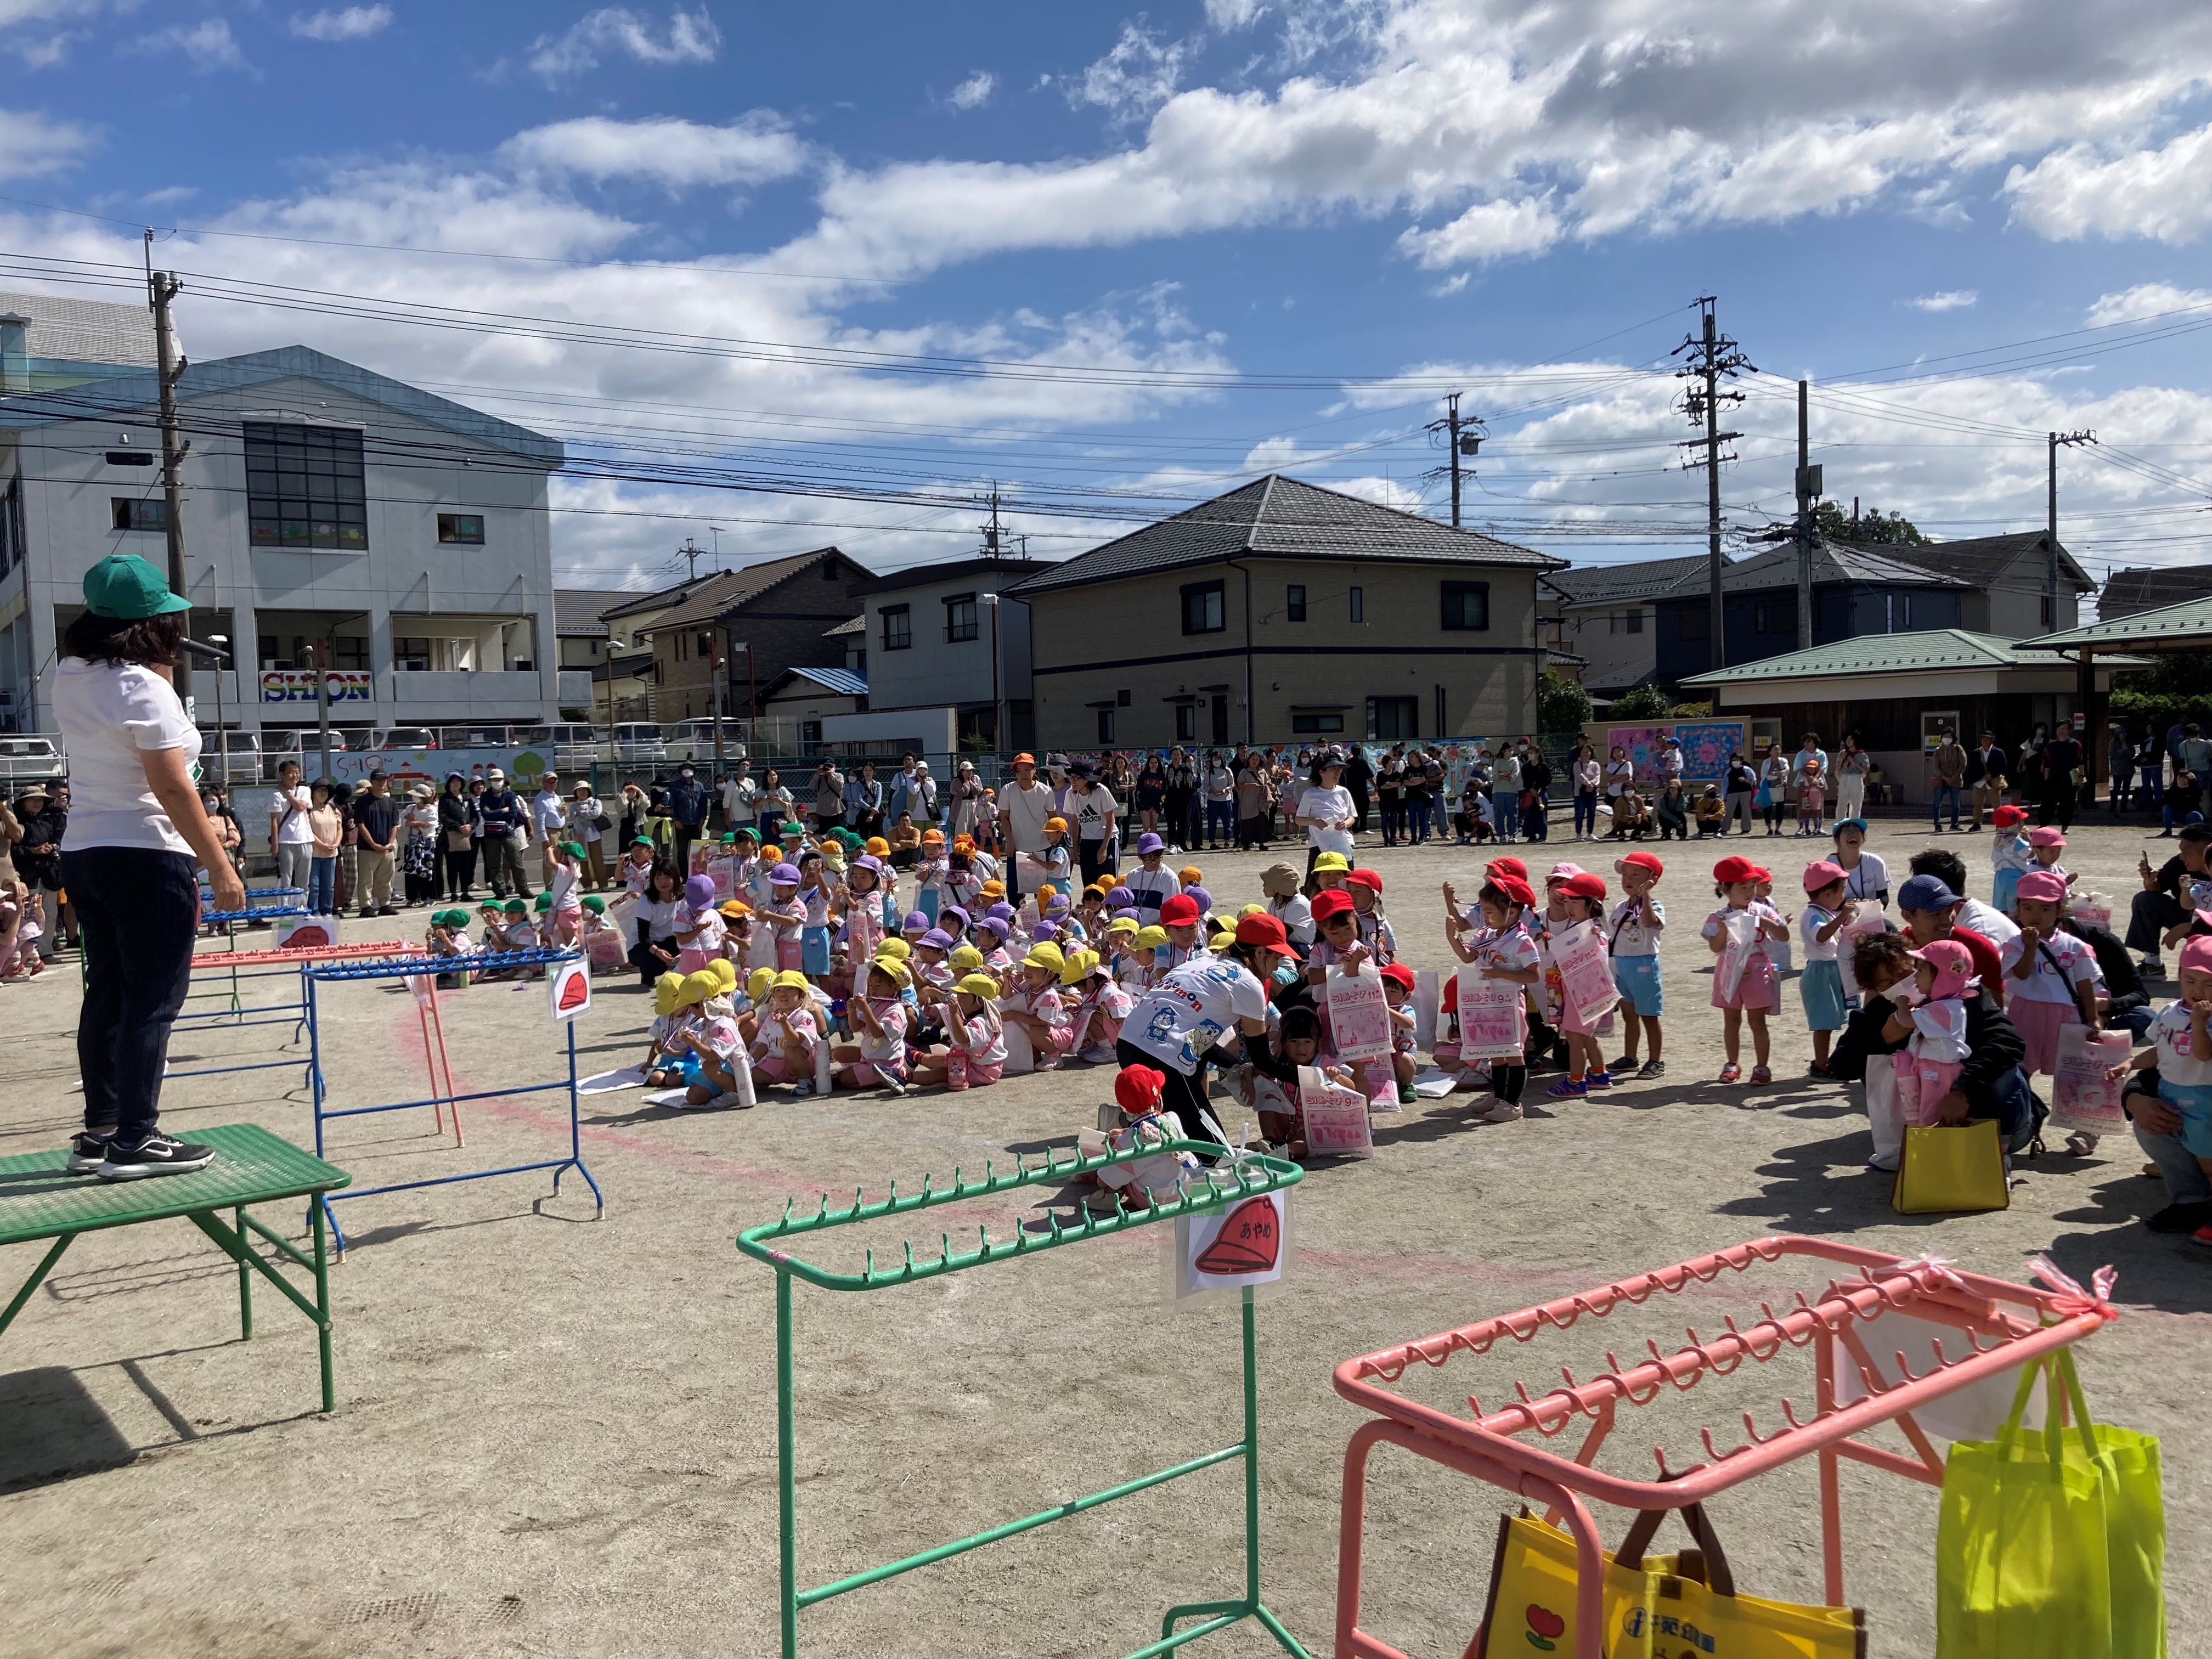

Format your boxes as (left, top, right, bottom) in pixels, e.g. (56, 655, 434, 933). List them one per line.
(1117, 688, 1131, 707)
(1626, 610, 1643, 635)
(437, 513, 484, 545)
(332, 635, 369, 670)
(945, 593, 978, 642)
(244, 422, 368, 551)
(881, 603, 912, 651)
(1752, 601, 1796, 639)
(1677, 606, 1709, 641)
(393, 636, 431, 672)
(1348, 586, 1364, 623)
(1175, 703, 1197, 741)
(1291, 710, 1345, 734)
(0, 476, 21, 578)
(1366, 696, 1418, 741)
(2040, 594, 2053, 627)
(1286, 584, 1306, 622)
(1181, 579, 1225, 635)
(111, 496, 169, 532)
(696, 632, 715, 663)
(1441, 580, 1489, 631)
(1097, 708, 1116, 743)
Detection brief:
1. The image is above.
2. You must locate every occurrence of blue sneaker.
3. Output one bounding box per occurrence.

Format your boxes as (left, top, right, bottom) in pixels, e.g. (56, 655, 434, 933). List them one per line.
(1586, 1069, 1613, 1090)
(1546, 1077, 1588, 1099)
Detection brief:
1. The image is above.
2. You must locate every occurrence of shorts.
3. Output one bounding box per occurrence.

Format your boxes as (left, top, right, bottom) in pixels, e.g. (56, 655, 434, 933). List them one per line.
(1799, 958, 1847, 1032)
(1711, 956, 1779, 1012)
(916, 887, 940, 924)
(775, 935, 803, 972)
(800, 925, 833, 977)
(754, 1053, 812, 1084)
(2157, 1081, 2212, 1159)
(1612, 953, 1663, 1018)
(2007, 996, 2080, 1077)
(1992, 866, 2021, 915)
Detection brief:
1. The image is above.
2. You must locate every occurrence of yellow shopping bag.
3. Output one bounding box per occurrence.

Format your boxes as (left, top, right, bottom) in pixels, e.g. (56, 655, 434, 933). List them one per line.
(1477, 1505, 1865, 1658)
(1893, 1119, 2008, 1214)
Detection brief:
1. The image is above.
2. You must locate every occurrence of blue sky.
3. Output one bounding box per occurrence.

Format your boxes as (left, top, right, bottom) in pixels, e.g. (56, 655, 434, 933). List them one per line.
(3, 1, 2210, 593)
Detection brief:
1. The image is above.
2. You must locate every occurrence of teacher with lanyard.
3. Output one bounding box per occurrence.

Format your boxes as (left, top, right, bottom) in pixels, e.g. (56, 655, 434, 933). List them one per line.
(55, 555, 244, 1181)
(1118, 912, 1293, 1154)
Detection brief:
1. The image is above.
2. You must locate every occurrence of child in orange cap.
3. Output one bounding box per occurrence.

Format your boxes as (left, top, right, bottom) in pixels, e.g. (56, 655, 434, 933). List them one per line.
(915, 827, 948, 926)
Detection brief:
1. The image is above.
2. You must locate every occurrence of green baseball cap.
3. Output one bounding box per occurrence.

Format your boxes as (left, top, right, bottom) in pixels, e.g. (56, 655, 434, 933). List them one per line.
(84, 552, 191, 619)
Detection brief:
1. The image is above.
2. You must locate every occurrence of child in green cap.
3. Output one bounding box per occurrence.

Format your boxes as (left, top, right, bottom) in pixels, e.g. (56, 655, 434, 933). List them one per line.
(546, 838, 585, 946)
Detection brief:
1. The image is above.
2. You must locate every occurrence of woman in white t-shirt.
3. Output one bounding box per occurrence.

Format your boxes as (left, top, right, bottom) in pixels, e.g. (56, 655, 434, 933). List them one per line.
(1294, 752, 1356, 872)
(1117, 913, 1292, 1151)
(53, 555, 244, 1181)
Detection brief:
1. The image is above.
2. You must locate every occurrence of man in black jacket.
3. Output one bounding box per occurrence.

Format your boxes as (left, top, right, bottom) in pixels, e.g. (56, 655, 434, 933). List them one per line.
(476, 769, 531, 900)
(1832, 975, 2033, 1148)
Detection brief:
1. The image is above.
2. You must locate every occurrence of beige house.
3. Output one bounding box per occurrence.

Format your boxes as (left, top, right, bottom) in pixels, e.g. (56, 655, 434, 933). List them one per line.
(1008, 475, 1561, 750)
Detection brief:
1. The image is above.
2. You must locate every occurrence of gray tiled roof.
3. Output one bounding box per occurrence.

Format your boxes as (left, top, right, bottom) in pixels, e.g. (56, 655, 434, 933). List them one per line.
(0, 288, 161, 367)
(635, 547, 868, 634)
(552, 588, 636, 636)
(1650, 539, 1970, 600)
(2099, 563, 2212, 620)
(1544, 553, 1713, 606)
(1004, 475, 1561, 596)
(1863, 531, 2092, 594)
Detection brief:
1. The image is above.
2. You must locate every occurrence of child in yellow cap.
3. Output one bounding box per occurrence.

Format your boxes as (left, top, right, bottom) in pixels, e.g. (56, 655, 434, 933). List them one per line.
(1001, 941, 1073, 1074)
(1062, 946, 1133, 1064)
(642, 972, 693, 1087)
(676, 963, 757, 1110)
(1127, 923, 1170, 991)
(831, 955, 912, 1094)
(911, 972, 1006, 1091)
(750, 968, 823, 1094)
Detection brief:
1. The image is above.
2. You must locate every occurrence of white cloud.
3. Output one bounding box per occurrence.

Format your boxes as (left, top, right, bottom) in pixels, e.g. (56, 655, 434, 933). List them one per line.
(948, 70, 995, 111)
(525, 5, 720, 83)
(1908, 289, 1978, 312)
(1397, 196, 1561, 267)
(2, 0, 108, 66)
(1205, 0, 1267, 27)
(132, 18, 251, 74)
(0, 106, 95, 178)
(2086, 282, 2212, 327)
(2005, 121, 2212, 244)
(1070, 22, 1191, 118)
(141, 184, 198, 206)
(290, 6, 394, 43)
(501, 115, 808, 189)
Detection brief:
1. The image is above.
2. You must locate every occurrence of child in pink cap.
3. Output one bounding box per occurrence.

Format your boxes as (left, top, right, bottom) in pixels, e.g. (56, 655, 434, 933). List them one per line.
(2004, 867, 2104, 1152)
(2027, 825, 2076, 890)
(1889, 939, 1974, 1125)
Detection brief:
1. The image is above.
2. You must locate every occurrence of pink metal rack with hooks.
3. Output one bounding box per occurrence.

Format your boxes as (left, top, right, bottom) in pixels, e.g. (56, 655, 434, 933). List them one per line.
(1329, 1234, 2119, 1659)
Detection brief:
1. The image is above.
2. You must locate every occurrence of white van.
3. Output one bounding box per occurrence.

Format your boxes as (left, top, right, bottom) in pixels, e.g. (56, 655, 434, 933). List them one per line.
(612, 723, 666, 763)
(662, 719, 746, 764)
(515, 724, 602, 769)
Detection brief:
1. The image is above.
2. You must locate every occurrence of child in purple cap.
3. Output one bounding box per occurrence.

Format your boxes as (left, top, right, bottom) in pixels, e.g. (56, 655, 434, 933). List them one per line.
(902, 910, 930, 943)
(764, 862, 806, 973)
(1122, 831, 1177, 921)
(843, 854, 890, 963)
(675, 873, 726, 973)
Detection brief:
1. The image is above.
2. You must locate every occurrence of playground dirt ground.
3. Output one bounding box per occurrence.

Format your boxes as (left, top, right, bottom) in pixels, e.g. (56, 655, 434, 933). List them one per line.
(1, 814, 2206, 1659)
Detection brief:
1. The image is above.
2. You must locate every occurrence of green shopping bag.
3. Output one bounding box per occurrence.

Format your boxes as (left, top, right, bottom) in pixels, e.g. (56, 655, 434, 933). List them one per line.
(1936, 1336, 2165, 1659)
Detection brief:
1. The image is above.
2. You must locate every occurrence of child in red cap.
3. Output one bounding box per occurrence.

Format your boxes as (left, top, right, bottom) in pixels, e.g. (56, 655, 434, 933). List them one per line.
(1989, 803, 2032, 915)
(1090, 1064, 1199, 1209)
(1380, 960, 1418, 1102)
(1345, 868, 1395, 964)
(1705, 854, 1789, 1084)
(1609, 851, 1666, 1079)
(1445, 873, 1541, 1120)
(1546, 872, 1614, 1097)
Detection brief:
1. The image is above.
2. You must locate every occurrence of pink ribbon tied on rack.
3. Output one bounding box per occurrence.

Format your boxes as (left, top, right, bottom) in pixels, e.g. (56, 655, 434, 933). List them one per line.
(2027, 1255, 2120, 1322)
(1882, 1251, 1968, 1291)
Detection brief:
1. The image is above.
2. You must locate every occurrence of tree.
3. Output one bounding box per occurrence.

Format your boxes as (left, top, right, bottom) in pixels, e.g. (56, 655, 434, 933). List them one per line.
(1814, 500, 1926, 546)
(1537, 668, 1591, 735)
(1609, 683, 1674, 720)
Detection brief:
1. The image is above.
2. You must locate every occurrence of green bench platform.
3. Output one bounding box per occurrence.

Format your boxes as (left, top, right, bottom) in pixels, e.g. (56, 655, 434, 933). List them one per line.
(0, 1124, 350, 1414)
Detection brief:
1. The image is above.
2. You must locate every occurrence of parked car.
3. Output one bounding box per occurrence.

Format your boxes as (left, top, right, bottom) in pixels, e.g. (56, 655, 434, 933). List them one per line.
(515, 724, 602, 769)
(259, 728, 348, 778)
(661, 718, 747, 764)
(437, 726, 516, 751)
(374, 727, 439, 751)
(612, 722, 667, 763)
(0, 736, 66, 790)
(195, 729, 261, 786)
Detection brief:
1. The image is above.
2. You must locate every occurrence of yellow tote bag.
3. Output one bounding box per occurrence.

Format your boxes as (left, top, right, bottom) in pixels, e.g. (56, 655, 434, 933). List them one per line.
(1893, 1119, 2008, 1214)
(1477, 1506, 1865, 1658)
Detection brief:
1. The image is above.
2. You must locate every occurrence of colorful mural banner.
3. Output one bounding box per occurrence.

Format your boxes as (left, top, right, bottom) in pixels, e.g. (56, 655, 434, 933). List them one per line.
(1604, 725, 1672, 783)
(1671, 721, 1747, 782)
(326, 747, 555, 788)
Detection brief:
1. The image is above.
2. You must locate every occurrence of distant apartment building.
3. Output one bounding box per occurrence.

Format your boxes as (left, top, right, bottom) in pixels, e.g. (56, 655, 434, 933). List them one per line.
(0, 294, 565, 737)
(848, 555, 1037, 752)
(633, 548, 867, 723)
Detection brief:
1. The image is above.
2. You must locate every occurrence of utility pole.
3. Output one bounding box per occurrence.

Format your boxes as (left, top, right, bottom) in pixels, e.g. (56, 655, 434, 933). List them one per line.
(679, 538, 705, 583)
(1425, 393, 1485, 529)
(980, 484, 1004, 557)
(1673, 298, 1752, 673)
(2047, 427, 2096, 795)
(2046, 430, 2095, 629)
(147, 236, 191, 707)
(1795, 380, 1821, 651)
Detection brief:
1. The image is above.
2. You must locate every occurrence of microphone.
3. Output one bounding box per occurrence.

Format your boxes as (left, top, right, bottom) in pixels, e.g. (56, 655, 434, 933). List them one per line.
(177, 636, 232, 662)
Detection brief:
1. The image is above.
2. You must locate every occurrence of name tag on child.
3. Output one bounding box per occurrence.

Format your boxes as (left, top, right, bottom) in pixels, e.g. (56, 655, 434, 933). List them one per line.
(1553, 919, 1620, 1027)
(2049, 1026, 2131, 1134)
(1326, 963, 1394, 1062)
(1297, 1066, 1374, 1159)
(1456, 963, 1527, 1058)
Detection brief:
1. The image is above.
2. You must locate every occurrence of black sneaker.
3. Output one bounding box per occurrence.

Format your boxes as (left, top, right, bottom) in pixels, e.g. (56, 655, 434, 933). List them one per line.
(98, 1135, 216, 1182)
(65, 1132, 110, 1174)
(2145, 1200, 2212, 1234)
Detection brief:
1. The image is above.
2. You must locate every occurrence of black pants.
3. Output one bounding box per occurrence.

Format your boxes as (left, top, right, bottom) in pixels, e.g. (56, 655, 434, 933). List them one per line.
(1350, 784, 1370, 833)
(482, 835, 531, 897)
(674, 822, 705, 874)
(1116, 1036, 1226, 1150)
(63, 847, 197, 1144)
(2126, 890, 2192, 957)
(630, 933, 678, 987)
(2036, 782, 2075, 831)
(1080, 839, 1110, 888)
(443, 844, 476, 899)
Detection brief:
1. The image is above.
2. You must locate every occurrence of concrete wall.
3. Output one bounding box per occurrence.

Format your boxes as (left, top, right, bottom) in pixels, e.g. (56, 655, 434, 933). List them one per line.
(1024, 556, 1544, 751)
(862, 578, 1031, 710)
(7, 373, 558, 734)
(1556, 601, 1658, 692)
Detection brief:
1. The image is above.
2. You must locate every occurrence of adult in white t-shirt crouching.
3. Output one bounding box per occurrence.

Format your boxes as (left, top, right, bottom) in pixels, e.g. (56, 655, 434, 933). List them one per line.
(53, 555, 245, 1181)
(1117, 912, 1292, 1152)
